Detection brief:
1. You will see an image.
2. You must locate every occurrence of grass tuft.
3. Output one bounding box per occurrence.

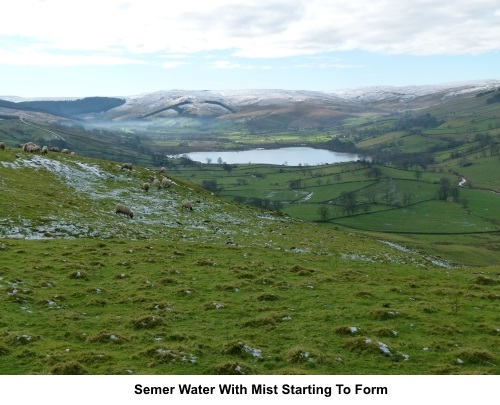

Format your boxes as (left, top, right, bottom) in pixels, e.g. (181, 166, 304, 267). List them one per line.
(51, 361, 87, 375)
(209, 362, 249, 375)
(474, 275, 498, 286)
(455, 349, 496, 365)
(369, 309, 401, 320)
(256, 293, 280, 301)
(131, 315, 164, 330)
(87, 332, 127, 344)
(285, 346, 316, 364)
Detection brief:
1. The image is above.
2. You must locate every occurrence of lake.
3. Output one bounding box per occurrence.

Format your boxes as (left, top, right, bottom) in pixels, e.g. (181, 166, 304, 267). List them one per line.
(178, 147, 360, 166)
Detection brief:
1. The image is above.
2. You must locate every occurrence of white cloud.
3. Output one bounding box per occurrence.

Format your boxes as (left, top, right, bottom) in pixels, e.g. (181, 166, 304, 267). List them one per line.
(1, 0, 499, 67)
(0, 47, 146, 66)
(210, 61, 245, 69)
(209, 60, 274, 70)
(161, 61, 189, 69)
(320, 63, 365, 69)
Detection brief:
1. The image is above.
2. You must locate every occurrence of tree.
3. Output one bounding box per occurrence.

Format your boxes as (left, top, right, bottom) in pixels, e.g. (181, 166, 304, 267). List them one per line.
(317, 206, 331, 222)
(403, 192, 414, 206)
(338, 191, 357, 215)
(288, 179, 303, 190)
(201, 179, 220, 193)
(437, 177, 451, 200)
(222, 163, 234, 173)
(366, 166, 382, 180)
(271, 201, 283, 212)
(436, 177, 459, 202)
(364, 189, 377, 203)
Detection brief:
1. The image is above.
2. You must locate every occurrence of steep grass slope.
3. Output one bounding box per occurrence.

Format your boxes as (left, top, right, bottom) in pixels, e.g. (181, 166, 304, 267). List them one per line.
(0, 148, 499, 375)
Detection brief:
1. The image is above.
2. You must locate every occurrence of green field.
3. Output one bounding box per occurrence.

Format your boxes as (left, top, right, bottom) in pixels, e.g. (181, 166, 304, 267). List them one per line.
(1, 148, 499, 375)
(334, 200, 497, 233)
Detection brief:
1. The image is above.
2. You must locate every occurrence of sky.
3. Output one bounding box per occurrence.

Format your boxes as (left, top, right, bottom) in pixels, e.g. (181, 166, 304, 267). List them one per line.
(1, 0, 500, 98)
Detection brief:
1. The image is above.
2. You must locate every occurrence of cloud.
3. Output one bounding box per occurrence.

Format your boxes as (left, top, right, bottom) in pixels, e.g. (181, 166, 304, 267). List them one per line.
(320, 63, 365, 69)
(210, 61, 247, 69)
(0, 47, 147, 66)
(1, 0, 499, 67)
(161, 61, 189, 69)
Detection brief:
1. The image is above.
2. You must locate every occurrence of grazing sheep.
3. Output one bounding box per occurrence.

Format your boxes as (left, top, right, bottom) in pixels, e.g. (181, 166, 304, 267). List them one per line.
(21, 142, 33, 152)
(115, 203, 133, 218)
(50, 147, 60, 152)
(41, 146, 48, 155)
(21, 142, 41, 153)
(181, 199, 193, 211)
(121, 163, 133, 171)
(142, 182, 150, 192)
(70, 151, 77, 156)
(61, 148, 69, 154)
(159, 166, 166, 174)
(161, 177, 172, 188)
(153, 178, 161, 189)
(0, 142, 5, 150)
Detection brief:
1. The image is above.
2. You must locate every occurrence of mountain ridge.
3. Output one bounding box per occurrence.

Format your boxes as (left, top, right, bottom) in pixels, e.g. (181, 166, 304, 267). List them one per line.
(1, 79, 499, 134)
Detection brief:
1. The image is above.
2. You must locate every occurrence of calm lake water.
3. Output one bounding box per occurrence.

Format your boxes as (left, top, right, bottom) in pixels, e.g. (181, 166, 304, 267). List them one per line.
(179, 147, 360, 166)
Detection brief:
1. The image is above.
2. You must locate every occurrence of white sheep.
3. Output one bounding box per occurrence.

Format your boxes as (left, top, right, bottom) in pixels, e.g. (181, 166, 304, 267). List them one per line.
(142, 182, 150, 192)
(21, 142, 40, 153)
(115, 203, 133, 218)
(161, 177, 172, 188)
(50, 147, 60, 152)
(181, 199, 193, 211)
(41, 146, 48, 155)
(153, 178, 161, 189)
(121, 163, 133, 171)
(61, 148, 69, 154)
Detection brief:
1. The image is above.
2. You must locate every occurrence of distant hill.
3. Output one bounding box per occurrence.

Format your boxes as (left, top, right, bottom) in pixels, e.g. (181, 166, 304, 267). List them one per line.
(2, 80, 500, 131)
(0, 97, 125, 119)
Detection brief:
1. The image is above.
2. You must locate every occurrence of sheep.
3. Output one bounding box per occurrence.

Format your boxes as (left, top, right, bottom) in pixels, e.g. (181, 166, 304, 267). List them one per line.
(41, 146, 48, 155)
(153, 178, 161, 189)
(159, 166, 166, 174)
(61, 148, 69, 154)
(181, 199, 193, 211)
(121, 163, 133, 171)
(142, 182, 150, 192)
(50, 147, 60, 152)
(0, 142, 5, 150)
(161, 177, 172, 188)
(115, 203, 133, 218)
(21, 142, 39, 153)
(70, 151, 77, 156)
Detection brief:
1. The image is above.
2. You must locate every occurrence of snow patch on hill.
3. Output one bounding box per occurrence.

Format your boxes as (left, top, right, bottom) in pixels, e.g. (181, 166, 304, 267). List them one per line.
(329, 80, 500, 103)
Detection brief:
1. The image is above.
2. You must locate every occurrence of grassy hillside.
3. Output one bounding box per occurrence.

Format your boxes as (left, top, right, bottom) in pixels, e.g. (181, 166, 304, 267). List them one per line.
(0, 147, 499, 375)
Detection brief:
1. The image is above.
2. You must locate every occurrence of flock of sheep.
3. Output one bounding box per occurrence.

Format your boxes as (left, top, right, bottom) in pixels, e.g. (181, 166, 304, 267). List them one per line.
(116, 163, 194, 219)
(17, 141, 75, 155)
(3, 140, 193, 221)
